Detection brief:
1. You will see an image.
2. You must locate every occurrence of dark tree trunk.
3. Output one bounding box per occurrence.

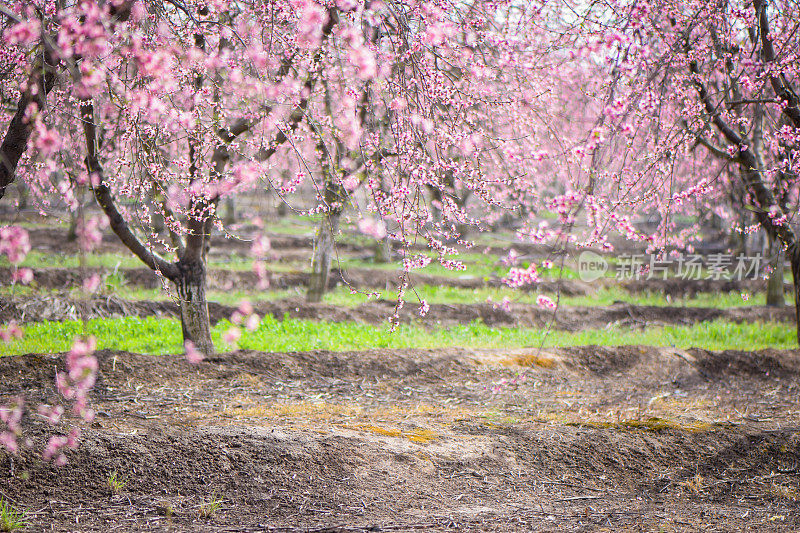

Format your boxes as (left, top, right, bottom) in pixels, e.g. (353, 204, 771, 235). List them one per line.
(223, 196, 236, 226)
(15, 181, 28, 210)
(0, 49, 59, 200)
(374, 235, 391, 263)
(67, 212, 78, 242)
(277, 200, 288, 217)
(307, 211, 340, 303)
(766, 236, 785, 307)
(173, 260, 214, 355)
(791, 250, 800, 345)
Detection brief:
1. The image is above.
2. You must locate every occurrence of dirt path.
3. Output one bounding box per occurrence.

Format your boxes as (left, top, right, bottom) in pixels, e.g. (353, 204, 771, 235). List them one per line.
(1, 346, 799, 531)
(0, 294, 794, 330)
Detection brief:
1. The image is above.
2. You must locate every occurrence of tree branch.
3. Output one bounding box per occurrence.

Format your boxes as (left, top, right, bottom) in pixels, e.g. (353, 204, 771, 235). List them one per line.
(755, 0, 800, 127)
(690, 60, 798, 253)
(81, 101, 178, 278)
(0, 42, 59, 199)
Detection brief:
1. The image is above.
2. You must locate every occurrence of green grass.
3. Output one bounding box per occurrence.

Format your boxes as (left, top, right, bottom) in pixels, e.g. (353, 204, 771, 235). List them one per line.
(3, 250, 261, 272)
(0, 498, 27, 532)
(0, 315, 794, 357)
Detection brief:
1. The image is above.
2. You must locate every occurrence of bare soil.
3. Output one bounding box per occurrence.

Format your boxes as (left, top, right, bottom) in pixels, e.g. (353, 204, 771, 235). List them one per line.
(5, 264, 788, 303)
(0, 294, 794, 330)
(1, 346, 800, 531)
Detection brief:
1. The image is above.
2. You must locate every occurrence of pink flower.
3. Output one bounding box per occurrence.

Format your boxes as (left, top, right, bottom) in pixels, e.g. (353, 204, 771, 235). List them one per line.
(296, 3, 328, 48)
(4, 19, 40, 45)
(34, 121, 62, 155)
(336, 0, 360, 10)
(223, 327, 241, 344)
(0, 322, 23, 342)
(402, 254, 432, 271)
(493, 297, 512, 312)
(83, 274, 101, 292)
(0, 432, 18, 453)
(350, 44, 377, 79)
(245, 314, 261, 331)
(237, 300, 254, 316)
(501, 248, 519, 266)
(12, 268, 33, 284)
(536, 295, 557, 310)
(37, 405, 64, 425)
(0, 226, 31, 264)
(502, 264, 540, 288)
(184, 341, 204, 364)
(418, 300, 430, 317)
(77, 216, 107, 253)
(358, 218, 387, 239)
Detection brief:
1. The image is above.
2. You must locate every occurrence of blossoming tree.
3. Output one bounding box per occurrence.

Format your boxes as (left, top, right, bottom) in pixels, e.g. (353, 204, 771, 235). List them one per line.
(2, 0, 563, 352)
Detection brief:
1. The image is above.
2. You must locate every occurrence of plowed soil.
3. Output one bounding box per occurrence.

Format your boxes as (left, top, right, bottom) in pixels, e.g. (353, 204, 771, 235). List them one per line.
(1, 346, 800, 531)
(0, 294, 794, 330)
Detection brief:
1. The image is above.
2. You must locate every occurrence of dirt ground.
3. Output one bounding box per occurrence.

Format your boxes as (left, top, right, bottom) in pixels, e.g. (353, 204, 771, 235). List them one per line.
(1, 346, 800, 531)
(0, 293, 794, 331)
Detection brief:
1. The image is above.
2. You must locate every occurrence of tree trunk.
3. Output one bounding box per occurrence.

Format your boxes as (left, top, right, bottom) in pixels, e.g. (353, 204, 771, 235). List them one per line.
(766, 236, 785, 307)
(15, 181, 28, 210)
(277, 199, 288, 217)
(307, 211, 340, 303)
(374, 235, 391, 263)
(173, 261, 214, 355)
(223, 196, 236, 226)
(791, 250, 800, 345)
(67, 211, 78, 242)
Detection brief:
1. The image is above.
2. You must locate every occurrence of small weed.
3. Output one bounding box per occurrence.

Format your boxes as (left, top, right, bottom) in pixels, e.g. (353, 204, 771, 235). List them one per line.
(198, 496, 222, 518)
(407, 429, 437, 444)
(769, 483, 799, 501)
(504, 353, 557, 368)
(0, 498, 27, 531)
(567, 417, 713, 432)
(107, 470, 127, 494)
(361, 425, 402, 437)
(681, 473, 705, 495)
(154, 500, 175, 517)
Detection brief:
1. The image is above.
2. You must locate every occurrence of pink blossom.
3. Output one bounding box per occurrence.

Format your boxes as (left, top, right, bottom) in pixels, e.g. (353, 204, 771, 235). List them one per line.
(37, 405, 64, 425)
(34, 121, 62, 155)
(350, 45, 377, 79)
(296, 3, 327, 48)
(4, 19, 40, 45)
(402, 254, 432, 271)
(0, 226, 31, 264)
(223, 326, 241, 344)
(336, 0, 360, 10)
(502, 264, 541, 288)
(0, 432, 18, 453)
(184, 341, 204, 364)
(418, 300, 430, 317)
(492, 297, 512, 312)
(245, 314, 261, 331)
(358, 218, 387, 239)
(536, 295, 557, 310)
(12, 268, 33, 284)
(83, 274, 101, 292)
(0, 322, 23, 342)
(501, 248, 519, 266)
(77, 216, 107, 253)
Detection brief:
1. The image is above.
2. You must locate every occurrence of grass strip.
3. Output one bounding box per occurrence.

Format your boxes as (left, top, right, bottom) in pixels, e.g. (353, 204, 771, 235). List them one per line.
(0, 315, 793, 356)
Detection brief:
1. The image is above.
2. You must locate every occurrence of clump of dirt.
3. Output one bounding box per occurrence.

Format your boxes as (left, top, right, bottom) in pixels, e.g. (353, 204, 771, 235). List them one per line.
(1, 346, 799, 531)
(0, 293, 176, 324)
(621, 276, 782, 297)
